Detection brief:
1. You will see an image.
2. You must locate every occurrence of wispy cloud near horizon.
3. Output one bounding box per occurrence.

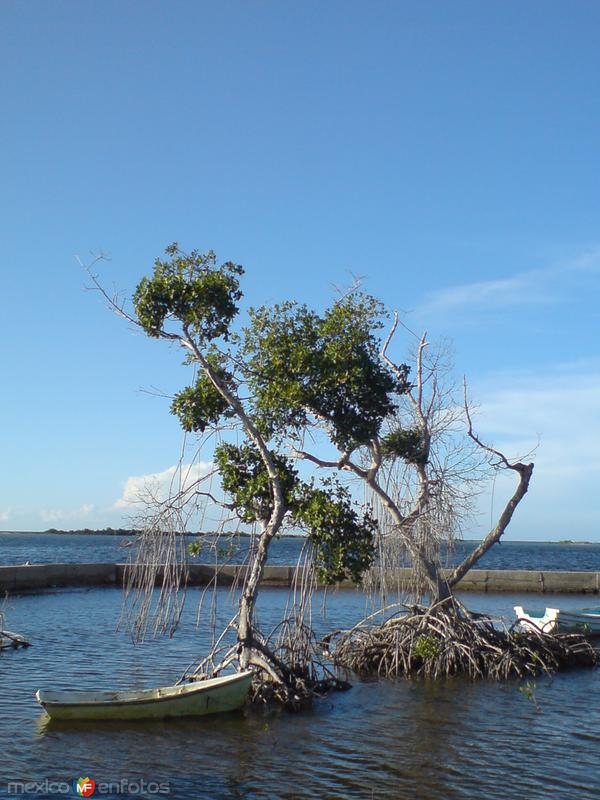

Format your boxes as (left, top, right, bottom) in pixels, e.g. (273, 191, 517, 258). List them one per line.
(39, 503, 95, 524)
(468, 360, 600, 538)
(415, 246, 600, 318)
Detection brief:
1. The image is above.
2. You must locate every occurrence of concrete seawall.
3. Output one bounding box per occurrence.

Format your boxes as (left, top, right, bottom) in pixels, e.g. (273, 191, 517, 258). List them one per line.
(1, 563, 600, 594)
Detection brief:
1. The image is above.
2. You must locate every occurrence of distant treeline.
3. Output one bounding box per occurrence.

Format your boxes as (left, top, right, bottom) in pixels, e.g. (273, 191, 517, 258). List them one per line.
(43, 528, 210, 536)
(41, 528, 301, 538)
(44, 528, 139, 536)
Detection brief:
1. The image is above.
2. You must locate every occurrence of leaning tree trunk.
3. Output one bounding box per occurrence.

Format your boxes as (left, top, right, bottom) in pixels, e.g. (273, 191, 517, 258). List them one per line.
(182, 328, 288, 669)
(448, 460, 534, 590)
(446, 397, 535, 592)
(237, 507, 285, 670)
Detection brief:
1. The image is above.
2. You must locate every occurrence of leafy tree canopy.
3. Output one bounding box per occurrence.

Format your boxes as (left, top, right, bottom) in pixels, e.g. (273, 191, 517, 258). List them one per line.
(134, 243, 243, 342)
(380, 426, 428, 465)
(131, 245, 402, 585)
(242, 295, 411, 450)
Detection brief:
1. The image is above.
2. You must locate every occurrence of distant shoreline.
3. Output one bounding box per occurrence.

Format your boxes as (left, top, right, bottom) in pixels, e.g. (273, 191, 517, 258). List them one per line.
(0, 530, 597, 544)
(0, 528, 305, 539)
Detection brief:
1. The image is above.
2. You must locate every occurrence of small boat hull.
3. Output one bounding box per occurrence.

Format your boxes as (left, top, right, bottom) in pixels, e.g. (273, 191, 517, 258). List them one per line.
(36, 671, 254, 721)
(514, 606, 600, 635)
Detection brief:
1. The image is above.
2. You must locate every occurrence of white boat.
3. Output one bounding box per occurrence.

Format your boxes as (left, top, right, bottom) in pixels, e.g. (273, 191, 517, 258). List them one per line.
(514, 605, 600, 635)
(36, 670, 254, 721)
(0, 630, 31, 650)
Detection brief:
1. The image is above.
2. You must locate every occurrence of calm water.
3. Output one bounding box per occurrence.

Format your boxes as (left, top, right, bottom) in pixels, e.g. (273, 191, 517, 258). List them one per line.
(2, 532, 600, 571)
(0, 586, 599, 799)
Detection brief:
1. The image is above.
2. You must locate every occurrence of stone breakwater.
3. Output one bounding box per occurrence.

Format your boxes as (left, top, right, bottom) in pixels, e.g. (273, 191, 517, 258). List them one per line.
(1, 563, 600, 593)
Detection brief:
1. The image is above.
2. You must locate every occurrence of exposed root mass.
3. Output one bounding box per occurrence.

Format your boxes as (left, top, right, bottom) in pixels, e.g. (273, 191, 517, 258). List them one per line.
(184, 616, 351, 711)
(322, 599, 597, 680)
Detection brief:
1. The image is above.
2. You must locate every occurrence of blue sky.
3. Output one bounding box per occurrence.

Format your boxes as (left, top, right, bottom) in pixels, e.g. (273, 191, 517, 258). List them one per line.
(1, 1, 599, 538)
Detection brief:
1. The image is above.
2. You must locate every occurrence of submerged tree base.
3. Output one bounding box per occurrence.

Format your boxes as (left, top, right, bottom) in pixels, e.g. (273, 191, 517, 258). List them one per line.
(185, 616, 352, 712)
(247, 668, 351, 711)
(322, 599, 597, 680)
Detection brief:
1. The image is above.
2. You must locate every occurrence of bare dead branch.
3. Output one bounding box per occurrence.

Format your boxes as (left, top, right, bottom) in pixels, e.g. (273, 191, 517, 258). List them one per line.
(444, 381, 535, 588)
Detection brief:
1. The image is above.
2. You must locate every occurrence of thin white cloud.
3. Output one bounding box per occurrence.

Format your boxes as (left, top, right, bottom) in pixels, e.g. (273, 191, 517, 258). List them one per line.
(469, 362, 600, 538)
(421, 275, 532, 315)
(115, 462, 214, 509)
(474, 367, 600, 444)
(39, 503, 95, 524)
(417, 246, 600, 317)
(0, 509, 11, 522)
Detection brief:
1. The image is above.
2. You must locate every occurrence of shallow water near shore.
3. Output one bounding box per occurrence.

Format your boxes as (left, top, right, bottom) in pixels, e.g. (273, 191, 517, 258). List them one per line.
(1, 586, 599, 799)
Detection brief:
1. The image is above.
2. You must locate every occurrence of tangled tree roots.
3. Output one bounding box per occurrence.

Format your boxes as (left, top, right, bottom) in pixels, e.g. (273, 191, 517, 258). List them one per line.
(185, 617, 351, 712)
(247, 661, 350, 710)
(322, 599, 597, 680)
(246, 618, 351, 710)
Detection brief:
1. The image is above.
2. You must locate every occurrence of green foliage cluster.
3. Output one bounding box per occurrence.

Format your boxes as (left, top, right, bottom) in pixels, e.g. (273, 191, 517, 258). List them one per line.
(214, 444, 375, 583)
(243, 296, 410, 450)
(133, 243, 243, 341)
(518, 680, 540, 711)
(214, 443, 300, 524)
(380, 427, 428, 464)
(188, 540, 203, 557)
(292, 478, 376, 584)
(413, 634, 441, 661)
(171, 356, 236, 433)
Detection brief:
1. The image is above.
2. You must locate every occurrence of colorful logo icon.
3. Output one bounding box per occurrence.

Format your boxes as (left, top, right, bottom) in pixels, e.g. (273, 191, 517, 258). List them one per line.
(73, 777, 95, 796)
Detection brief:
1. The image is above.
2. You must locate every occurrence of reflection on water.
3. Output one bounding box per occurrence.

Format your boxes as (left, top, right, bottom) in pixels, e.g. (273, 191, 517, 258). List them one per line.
(1, 587, 599, 799)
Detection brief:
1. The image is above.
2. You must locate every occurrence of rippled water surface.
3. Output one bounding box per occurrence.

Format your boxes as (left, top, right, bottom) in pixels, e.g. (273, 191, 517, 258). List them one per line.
(2, 532, 600, 571)
(1, 587, 599, 799)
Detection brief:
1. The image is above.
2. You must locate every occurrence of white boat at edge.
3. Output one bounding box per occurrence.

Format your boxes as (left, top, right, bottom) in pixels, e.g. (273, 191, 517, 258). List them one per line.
(36, 670, 254, 721)
(514, 605, 600, 635)
(0, 629, 31, 649)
